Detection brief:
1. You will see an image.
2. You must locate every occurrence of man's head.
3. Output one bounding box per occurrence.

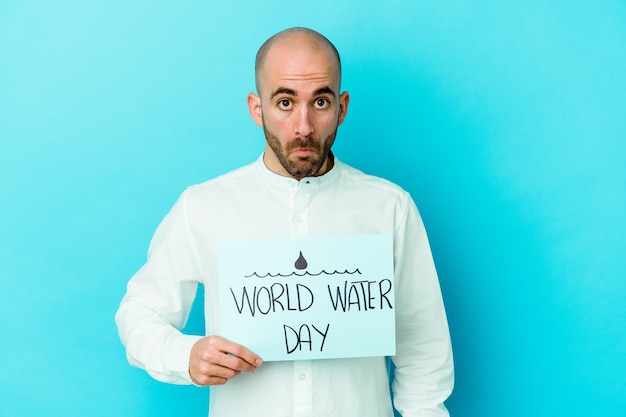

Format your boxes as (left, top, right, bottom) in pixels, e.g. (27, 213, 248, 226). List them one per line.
(254, 28, 342, 96)
(248, 28, 350, 180)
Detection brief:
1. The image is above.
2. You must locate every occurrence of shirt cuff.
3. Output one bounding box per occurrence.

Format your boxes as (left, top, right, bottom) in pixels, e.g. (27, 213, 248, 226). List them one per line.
(149, 334, 204, 385)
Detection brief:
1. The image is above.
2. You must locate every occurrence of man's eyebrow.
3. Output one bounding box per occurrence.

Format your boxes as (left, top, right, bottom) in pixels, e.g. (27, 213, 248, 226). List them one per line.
(314, 86, 337, 97)
(269, 86, 337, 100)
(270, 87, 296, 99)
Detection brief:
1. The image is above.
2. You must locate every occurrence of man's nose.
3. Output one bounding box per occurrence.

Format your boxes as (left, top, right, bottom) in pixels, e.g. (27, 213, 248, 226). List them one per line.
(294, 106, 314, 136)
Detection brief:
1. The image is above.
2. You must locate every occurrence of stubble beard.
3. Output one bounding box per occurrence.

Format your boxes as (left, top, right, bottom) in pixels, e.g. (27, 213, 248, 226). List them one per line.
(263, 124, 337, 179)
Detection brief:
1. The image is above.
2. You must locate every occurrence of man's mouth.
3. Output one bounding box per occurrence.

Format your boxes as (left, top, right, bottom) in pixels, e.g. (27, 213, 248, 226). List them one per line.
(291, 147, 317, 158)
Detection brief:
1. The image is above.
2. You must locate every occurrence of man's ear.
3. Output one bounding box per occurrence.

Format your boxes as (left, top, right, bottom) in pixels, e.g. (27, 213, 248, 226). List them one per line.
(337, 91, 350, 126)
(247, 93, 263, 127)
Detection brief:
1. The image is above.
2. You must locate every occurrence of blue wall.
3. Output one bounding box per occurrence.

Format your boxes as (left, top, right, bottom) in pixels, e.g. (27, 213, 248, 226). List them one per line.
(1, 1, 624, 416)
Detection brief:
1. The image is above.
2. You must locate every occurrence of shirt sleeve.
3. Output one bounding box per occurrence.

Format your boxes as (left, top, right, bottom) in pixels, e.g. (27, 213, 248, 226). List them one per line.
(391, 195, 454, 416)
(114, 191, 204, 384)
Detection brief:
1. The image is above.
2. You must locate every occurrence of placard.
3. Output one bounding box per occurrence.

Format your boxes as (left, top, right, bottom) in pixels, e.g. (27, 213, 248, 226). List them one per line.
(218, 234, 395, 361)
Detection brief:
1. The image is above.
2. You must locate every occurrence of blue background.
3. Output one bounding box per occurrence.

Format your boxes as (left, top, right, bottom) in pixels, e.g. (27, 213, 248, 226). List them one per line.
(1, 1, 624, 416)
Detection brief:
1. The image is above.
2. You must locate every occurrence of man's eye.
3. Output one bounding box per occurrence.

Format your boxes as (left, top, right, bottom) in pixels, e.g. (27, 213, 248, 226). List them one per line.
(278, 99, 292, 110)
(315, 98, 330, 109)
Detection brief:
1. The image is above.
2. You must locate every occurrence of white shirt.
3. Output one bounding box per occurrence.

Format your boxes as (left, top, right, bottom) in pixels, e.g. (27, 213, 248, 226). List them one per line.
(115, 155, 454, 417)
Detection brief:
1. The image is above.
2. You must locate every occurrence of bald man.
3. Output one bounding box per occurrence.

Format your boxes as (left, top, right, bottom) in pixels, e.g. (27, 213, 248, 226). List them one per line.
(116, 28, 454, 417)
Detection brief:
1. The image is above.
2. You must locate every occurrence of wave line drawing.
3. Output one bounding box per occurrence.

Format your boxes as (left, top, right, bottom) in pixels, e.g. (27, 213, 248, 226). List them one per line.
(244, 269, 361, 279)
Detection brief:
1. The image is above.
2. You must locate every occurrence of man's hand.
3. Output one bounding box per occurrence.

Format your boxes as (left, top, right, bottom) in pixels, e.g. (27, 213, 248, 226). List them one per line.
(189, 336, 263, 386)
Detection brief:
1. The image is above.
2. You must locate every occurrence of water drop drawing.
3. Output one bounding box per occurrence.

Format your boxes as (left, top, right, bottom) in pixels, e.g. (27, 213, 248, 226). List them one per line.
(295, 251, 308, 270)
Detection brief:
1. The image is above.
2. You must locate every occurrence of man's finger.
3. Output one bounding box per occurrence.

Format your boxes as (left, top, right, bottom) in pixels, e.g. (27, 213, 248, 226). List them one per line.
(216, 338, 263, 371)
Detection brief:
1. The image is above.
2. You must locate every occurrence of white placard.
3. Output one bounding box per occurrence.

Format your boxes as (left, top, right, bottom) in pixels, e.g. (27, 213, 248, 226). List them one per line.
(218, 234, 395, 361)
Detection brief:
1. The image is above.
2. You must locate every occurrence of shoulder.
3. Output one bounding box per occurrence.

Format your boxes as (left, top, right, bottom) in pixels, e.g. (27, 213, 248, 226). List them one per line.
(336, 159, 412, 202)
(162, 160, 261, 218)
(182, 160, 258, 199)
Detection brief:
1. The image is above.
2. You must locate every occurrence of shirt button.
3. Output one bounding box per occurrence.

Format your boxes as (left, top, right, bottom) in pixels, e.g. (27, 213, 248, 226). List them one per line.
(298, 373, 306, 381)
(294, 215, 302, 223)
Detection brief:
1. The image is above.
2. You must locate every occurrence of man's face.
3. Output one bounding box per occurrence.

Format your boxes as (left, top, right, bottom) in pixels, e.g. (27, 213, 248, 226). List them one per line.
(248, 37, 349, 179)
